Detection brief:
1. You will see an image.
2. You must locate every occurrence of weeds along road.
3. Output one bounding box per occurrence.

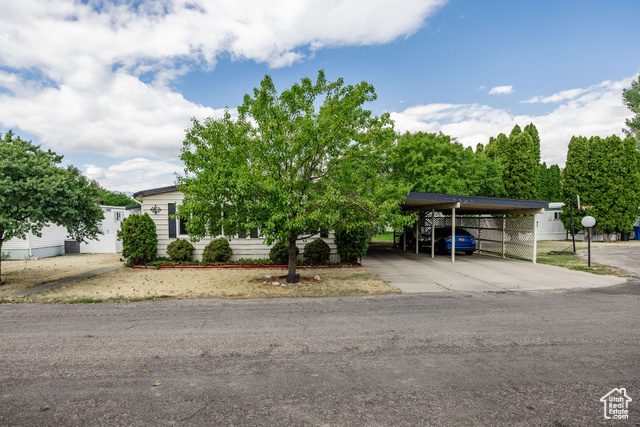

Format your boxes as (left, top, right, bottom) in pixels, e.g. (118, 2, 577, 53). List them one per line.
(1, 280, 639, 426)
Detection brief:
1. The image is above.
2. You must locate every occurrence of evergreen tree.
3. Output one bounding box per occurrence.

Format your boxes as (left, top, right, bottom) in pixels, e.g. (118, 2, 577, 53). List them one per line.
(622, 73, 640, 149)
(502, 131, 537, 199)
(523, 123, 541, 163)
(590, 135, 640, 235)
(561, 136, 591, 230)
(561, 135, 640, 236)
(509, 124, 522, 139)
(537, 163, 563, 202)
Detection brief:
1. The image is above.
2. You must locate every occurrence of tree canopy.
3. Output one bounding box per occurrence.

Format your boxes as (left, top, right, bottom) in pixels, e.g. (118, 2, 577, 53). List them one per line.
(177, 71, 411, 282)
(483, 123, 543, 199)
(391, 132, 503, 197)
(561, 134, 640, 236)
(622, 73, 640, 149)
(97, 189, 137, 207)
(537, 163, 563, 202)
(0, 131, 104, 282)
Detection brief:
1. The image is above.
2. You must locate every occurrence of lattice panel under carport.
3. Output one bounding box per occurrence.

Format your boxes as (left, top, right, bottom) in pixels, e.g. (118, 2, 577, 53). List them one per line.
(395, 213, 537, 262)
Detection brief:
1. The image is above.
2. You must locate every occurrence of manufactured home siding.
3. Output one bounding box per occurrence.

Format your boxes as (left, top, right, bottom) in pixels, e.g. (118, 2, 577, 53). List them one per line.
(2, 224, 67, 259)
(537, 202, 567, 241)
(80, 205, 140, 254)
(139, 189, 340, 262)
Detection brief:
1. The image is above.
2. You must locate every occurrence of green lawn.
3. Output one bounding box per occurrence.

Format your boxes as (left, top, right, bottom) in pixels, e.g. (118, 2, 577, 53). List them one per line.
(536, 240, 639, 276)
(371, 231, 394, 241)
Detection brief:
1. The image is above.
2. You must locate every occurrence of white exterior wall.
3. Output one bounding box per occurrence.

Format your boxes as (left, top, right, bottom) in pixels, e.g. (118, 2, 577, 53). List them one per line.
(80, 205, 140, 254)
(139, 189, 339, 262)
(537, 202, 567, 241)
(2, 224, 68, 259)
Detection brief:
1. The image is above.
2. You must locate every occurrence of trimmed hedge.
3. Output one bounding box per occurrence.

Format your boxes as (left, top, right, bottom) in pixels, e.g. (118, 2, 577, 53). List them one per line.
(202, 238, 232, 264)
(303, 238, 331, 265)
(269, 240, 299, 265)
(166, 239, 194, 262)
(118, 213, 158, 266)
(334, 226, 368, 265)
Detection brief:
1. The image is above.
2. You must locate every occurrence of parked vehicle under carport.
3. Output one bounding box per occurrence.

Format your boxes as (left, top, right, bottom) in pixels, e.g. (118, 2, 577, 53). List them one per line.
(402, 228, 477, 255)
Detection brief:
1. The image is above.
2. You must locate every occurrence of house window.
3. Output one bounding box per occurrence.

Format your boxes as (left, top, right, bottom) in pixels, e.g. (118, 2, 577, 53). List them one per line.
(553, 212, 560, 220)
(179, 218, 188, 235)
(114, 211, 124, 222)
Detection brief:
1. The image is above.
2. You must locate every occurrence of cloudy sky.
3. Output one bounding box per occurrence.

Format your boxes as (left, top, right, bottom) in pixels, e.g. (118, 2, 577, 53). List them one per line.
(1, 0, 639, 193)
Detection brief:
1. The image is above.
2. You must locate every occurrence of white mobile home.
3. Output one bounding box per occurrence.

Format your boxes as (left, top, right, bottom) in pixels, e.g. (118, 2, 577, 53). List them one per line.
(79, 204, 141, 254)
(2, 223, 69, 260)
(536, 202, 567, 241)
(132, 186, 339, 262)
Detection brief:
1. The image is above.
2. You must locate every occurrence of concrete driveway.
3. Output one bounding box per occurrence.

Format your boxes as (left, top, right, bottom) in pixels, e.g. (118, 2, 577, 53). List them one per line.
(362, 246, 627, 293)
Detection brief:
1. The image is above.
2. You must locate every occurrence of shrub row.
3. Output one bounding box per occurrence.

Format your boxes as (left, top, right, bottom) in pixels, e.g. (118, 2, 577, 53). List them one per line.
(119, 214, 367, 266)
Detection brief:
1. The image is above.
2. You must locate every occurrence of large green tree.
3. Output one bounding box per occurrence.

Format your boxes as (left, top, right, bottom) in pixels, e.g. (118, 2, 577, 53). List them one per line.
(561, 135, 640, 236)
(0, 131, 104, 283)
(622, 73, 640, 149)
(537, 162, 563, 202)
(590, 135, 640, 235)
(97, 188, 137, 207)
(485, 124, 541, 199)
(177, 71, 411, 282)
(391, 132, 503, 197)
(502, 129, 537, 199)
(561, 136, 591, 230)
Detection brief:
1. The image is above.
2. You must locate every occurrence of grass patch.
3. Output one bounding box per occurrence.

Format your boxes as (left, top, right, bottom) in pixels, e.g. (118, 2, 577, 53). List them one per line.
(371, 231, 394, 241)
(536, 240, 637, 276)
(15, 267, 399, 303)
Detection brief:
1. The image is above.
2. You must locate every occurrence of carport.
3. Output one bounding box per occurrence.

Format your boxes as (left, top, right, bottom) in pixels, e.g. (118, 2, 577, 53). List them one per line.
(396, 192, 549, 263)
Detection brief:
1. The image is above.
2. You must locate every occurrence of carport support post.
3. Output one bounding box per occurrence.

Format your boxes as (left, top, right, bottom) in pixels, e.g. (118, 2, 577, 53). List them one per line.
(532, 214, 537, 264)
(431, 209, 435, 259)
(451, 207, 456, 263)
(415, 214, 419, 254)
(502, 214, 506, 259)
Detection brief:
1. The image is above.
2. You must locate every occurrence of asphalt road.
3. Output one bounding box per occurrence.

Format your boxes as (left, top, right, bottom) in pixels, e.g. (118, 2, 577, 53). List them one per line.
(579, 246, 640, 277)
(1, 281, 639, 426)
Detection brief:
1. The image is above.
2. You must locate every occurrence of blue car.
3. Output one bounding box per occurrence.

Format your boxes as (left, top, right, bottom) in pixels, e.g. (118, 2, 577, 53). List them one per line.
(424, 227, 477, 255)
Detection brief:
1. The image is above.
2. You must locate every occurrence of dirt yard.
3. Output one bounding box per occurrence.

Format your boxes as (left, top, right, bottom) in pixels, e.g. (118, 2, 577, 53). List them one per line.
(25, 267, 398, 302)
(0, 253, 122, 297)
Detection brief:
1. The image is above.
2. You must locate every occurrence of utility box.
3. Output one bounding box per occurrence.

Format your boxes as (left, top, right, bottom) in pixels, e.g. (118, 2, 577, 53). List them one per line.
(64, 239, 80, 254)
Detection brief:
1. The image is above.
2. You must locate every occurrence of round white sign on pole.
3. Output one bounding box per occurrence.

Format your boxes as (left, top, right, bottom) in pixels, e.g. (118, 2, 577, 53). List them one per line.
(581, 216, 596, 228)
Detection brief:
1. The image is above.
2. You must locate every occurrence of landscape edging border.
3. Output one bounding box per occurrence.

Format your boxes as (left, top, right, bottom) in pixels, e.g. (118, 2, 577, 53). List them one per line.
(132, 264, 362, 269)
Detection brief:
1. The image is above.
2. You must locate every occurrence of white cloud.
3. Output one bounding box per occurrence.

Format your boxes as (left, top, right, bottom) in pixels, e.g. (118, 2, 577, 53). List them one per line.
(0, 0, 447, 161)
(488, 85, 513, 95)
(84, 158, 185, 192)
(391, 76, 635, 166)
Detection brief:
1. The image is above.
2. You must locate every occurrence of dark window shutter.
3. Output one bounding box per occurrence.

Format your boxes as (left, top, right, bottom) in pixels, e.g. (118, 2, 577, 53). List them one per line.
(168, 203, 176, 238)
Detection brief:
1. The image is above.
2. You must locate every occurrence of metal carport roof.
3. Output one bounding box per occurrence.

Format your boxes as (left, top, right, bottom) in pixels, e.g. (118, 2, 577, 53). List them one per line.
(402, 192, 548, 215)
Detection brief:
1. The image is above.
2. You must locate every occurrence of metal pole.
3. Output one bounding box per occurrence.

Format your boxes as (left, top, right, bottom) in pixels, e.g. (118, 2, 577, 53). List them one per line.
(570, 202, 576, 253)
(431, 209, 435, 259)
(587, 226, 591, 267)
(502, 214, 506, 259)
(532, 214, 537, 264)
(451, 207, 456, 263)
(415, 213, 419, 255)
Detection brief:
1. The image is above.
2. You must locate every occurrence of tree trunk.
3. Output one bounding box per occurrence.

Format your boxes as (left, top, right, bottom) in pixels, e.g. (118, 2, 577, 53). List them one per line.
(286, 236, 299, 283)
(0, 238, 4, 284)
